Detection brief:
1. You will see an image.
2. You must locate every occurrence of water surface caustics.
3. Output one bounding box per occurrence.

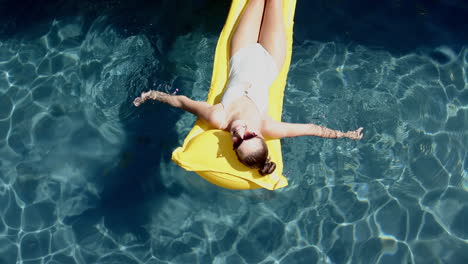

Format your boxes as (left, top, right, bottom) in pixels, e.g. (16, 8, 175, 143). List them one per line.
(1, 15, 468, 264)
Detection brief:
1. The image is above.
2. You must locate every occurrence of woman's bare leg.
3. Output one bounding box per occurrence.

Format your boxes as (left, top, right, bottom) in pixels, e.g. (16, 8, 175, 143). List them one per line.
(230, 0, 265, 57)
(259, 0, 286, 68)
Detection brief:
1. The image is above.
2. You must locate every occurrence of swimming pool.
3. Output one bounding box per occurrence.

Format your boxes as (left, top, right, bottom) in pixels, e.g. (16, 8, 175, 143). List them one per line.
(0, 0, 467, 263)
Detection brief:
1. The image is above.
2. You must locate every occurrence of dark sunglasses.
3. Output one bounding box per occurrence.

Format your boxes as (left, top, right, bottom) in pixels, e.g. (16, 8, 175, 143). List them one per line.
(233, 131, 258, 150)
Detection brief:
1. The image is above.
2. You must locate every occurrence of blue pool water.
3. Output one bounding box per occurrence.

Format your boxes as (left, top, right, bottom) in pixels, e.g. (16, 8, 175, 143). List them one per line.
(1, 0, 467, 263)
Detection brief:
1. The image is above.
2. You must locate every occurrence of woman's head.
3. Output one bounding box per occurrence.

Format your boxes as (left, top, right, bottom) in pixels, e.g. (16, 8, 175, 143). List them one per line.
(230, 121, 276, 176)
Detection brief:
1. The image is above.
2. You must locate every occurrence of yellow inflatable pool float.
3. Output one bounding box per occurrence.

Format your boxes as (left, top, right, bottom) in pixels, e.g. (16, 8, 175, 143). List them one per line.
(172, 0, 296, 190)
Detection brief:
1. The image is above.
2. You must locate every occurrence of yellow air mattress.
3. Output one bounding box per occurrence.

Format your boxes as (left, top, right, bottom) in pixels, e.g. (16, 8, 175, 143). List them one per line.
(172, 0, 296, 190)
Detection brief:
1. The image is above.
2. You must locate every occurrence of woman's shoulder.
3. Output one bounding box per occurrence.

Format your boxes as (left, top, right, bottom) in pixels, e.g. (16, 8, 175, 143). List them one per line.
(260, 114, 279, 138)
(207, 103, 228, 130)
(260, 113, 274, 123)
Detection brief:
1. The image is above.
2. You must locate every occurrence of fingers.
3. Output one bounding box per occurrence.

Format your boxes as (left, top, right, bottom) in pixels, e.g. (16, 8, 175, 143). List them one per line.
(133, 97, 142, 107)
(133, 90, 172, 107)
(345, 127, 364, 140)
(354, 127, 364, 140)
(133, 91, 151, 107)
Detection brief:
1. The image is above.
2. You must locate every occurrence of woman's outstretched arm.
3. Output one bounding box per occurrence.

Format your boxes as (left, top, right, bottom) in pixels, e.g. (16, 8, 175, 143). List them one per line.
(133, 90, 225, 128)
(262, 116, 363, 140)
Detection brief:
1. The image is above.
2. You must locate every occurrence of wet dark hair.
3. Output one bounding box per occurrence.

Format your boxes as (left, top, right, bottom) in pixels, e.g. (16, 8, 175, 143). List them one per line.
(235, 138, 276, 176)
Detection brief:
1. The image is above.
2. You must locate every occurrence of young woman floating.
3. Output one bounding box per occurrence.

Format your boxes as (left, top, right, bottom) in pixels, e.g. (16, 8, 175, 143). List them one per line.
(133, 0, 363, 176)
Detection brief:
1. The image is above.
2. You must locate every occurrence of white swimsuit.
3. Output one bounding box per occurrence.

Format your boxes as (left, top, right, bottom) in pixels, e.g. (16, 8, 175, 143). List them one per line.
(221, 43, 279, 114)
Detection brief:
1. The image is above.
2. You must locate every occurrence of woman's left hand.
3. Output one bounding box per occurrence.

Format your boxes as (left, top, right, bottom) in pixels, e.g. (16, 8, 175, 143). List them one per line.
(133, 90, 170, 106)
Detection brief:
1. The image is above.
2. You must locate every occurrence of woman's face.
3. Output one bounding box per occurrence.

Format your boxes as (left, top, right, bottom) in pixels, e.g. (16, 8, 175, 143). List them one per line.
(230, 120, 262, 152)
(230, 120, 247, 139)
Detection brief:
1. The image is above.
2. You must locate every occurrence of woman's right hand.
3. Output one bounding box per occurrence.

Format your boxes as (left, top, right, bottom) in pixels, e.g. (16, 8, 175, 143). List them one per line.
(344, 127, 364, 140)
